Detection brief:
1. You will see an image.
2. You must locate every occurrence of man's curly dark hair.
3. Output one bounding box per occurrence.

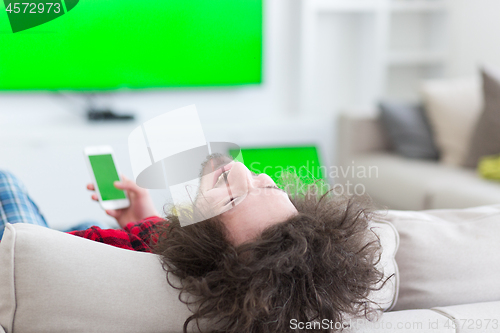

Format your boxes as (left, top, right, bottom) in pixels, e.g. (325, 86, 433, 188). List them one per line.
(153, 190, 386, 333)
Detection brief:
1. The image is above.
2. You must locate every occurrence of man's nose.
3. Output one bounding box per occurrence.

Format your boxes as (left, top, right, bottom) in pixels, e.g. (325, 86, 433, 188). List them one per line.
(249, 173, 266, 188)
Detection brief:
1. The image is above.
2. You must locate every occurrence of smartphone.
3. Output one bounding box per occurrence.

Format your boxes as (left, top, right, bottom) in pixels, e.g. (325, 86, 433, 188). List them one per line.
(83, 145, 130, 210)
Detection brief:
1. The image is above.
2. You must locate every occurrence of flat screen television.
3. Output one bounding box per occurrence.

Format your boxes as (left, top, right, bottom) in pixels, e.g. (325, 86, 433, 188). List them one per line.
(0, 0, 263, 91)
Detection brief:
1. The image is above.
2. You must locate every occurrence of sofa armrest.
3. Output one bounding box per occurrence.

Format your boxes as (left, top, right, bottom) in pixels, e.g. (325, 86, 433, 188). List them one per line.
(337, 114, 390, 166)
(0, 223, 195, 333)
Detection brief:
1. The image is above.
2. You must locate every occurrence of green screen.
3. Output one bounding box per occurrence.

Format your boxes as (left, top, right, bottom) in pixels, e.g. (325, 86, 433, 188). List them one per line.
(0, 0, 263, 90)
(88, 154, 126, 201)
(230, 146, 326, 184)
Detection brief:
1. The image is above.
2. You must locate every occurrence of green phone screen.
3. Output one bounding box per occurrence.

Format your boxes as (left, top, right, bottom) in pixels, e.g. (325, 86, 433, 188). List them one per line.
(88, 154, 126, 201)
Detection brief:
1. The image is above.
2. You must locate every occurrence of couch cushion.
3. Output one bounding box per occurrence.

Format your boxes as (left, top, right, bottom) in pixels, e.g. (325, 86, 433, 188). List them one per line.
(347, 301, 500, 333)
(346, 153, 453, 210)
(428, 172, 500, 209)
(343, 309, 454, 333)
(432, 301, 500, 333)
(385, 205, 500, 311)
(421, 78, 482, 166)
(465, 66, 500, 168)
(347, 153, 500, 210)
(0, 223, 195, 333)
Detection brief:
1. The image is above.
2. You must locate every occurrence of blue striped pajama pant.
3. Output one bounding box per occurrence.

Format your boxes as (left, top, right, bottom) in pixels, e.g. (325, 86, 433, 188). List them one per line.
(0, 170, 48, 239)
(0, 170, 107, 239)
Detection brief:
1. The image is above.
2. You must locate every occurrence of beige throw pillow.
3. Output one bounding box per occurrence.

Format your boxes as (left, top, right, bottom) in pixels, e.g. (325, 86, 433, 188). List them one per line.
(464, 66, 500, 168)
(385, 205, 500, 311)
(421, 78, 482, 166)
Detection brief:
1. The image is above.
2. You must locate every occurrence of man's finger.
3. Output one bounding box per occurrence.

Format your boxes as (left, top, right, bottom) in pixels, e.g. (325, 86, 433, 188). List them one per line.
(105, 209, 119, 218)
(87, 184, 95, 190)
(92, 194, 98, 201)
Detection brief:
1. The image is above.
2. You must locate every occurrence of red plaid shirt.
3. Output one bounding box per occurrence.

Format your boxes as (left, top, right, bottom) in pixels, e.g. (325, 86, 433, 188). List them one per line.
(68, 216, 167, 253)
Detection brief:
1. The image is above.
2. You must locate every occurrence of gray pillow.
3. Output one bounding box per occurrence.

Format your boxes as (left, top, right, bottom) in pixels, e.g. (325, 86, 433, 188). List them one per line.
(379, 101, 440, 160)
(464, 66, 500, 168)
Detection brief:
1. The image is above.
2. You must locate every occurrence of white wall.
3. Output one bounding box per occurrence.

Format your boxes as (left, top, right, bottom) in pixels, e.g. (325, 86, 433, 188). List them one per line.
(298, 0, 500, 118)
(447, 0, 500, 77)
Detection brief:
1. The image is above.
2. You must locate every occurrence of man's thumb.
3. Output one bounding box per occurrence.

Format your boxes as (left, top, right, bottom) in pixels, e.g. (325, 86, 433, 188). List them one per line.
(114, 180, 130, 190)
(114, 175, 134, 190)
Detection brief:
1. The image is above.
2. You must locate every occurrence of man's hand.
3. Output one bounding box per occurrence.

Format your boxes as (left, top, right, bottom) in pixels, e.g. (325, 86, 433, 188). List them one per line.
(87, 174, 160, 228)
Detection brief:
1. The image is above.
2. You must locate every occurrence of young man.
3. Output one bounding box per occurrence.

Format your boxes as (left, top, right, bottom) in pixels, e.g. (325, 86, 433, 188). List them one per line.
(0, 154, 384, 333)
(0, 153, 301, 249)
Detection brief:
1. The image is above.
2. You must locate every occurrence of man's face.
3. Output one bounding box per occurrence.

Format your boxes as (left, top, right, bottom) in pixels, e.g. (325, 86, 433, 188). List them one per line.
(195, 154, 298, 245)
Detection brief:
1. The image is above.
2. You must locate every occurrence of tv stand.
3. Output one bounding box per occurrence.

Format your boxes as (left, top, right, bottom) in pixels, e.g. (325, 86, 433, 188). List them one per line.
(86, 108, 135, 121)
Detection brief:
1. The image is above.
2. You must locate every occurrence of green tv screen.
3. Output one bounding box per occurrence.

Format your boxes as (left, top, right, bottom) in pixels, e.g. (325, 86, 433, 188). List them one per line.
(0, 0, 263, 91)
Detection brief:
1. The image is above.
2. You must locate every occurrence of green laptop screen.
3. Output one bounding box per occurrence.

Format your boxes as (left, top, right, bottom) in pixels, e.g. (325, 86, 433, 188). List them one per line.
(229, 146, 326, 185)
(0, 0, 263, 90)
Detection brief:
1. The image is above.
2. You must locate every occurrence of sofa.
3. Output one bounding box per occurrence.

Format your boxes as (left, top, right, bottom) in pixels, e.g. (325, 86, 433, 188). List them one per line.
(336, 113, 500, 211)
(2, 203, 500, 332)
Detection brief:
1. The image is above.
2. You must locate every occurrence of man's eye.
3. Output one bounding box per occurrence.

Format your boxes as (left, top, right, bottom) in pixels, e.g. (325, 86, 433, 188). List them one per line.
(266, 185, 285, 192)
(214, 170, 230, 188)
(226, 197, 237, 205)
